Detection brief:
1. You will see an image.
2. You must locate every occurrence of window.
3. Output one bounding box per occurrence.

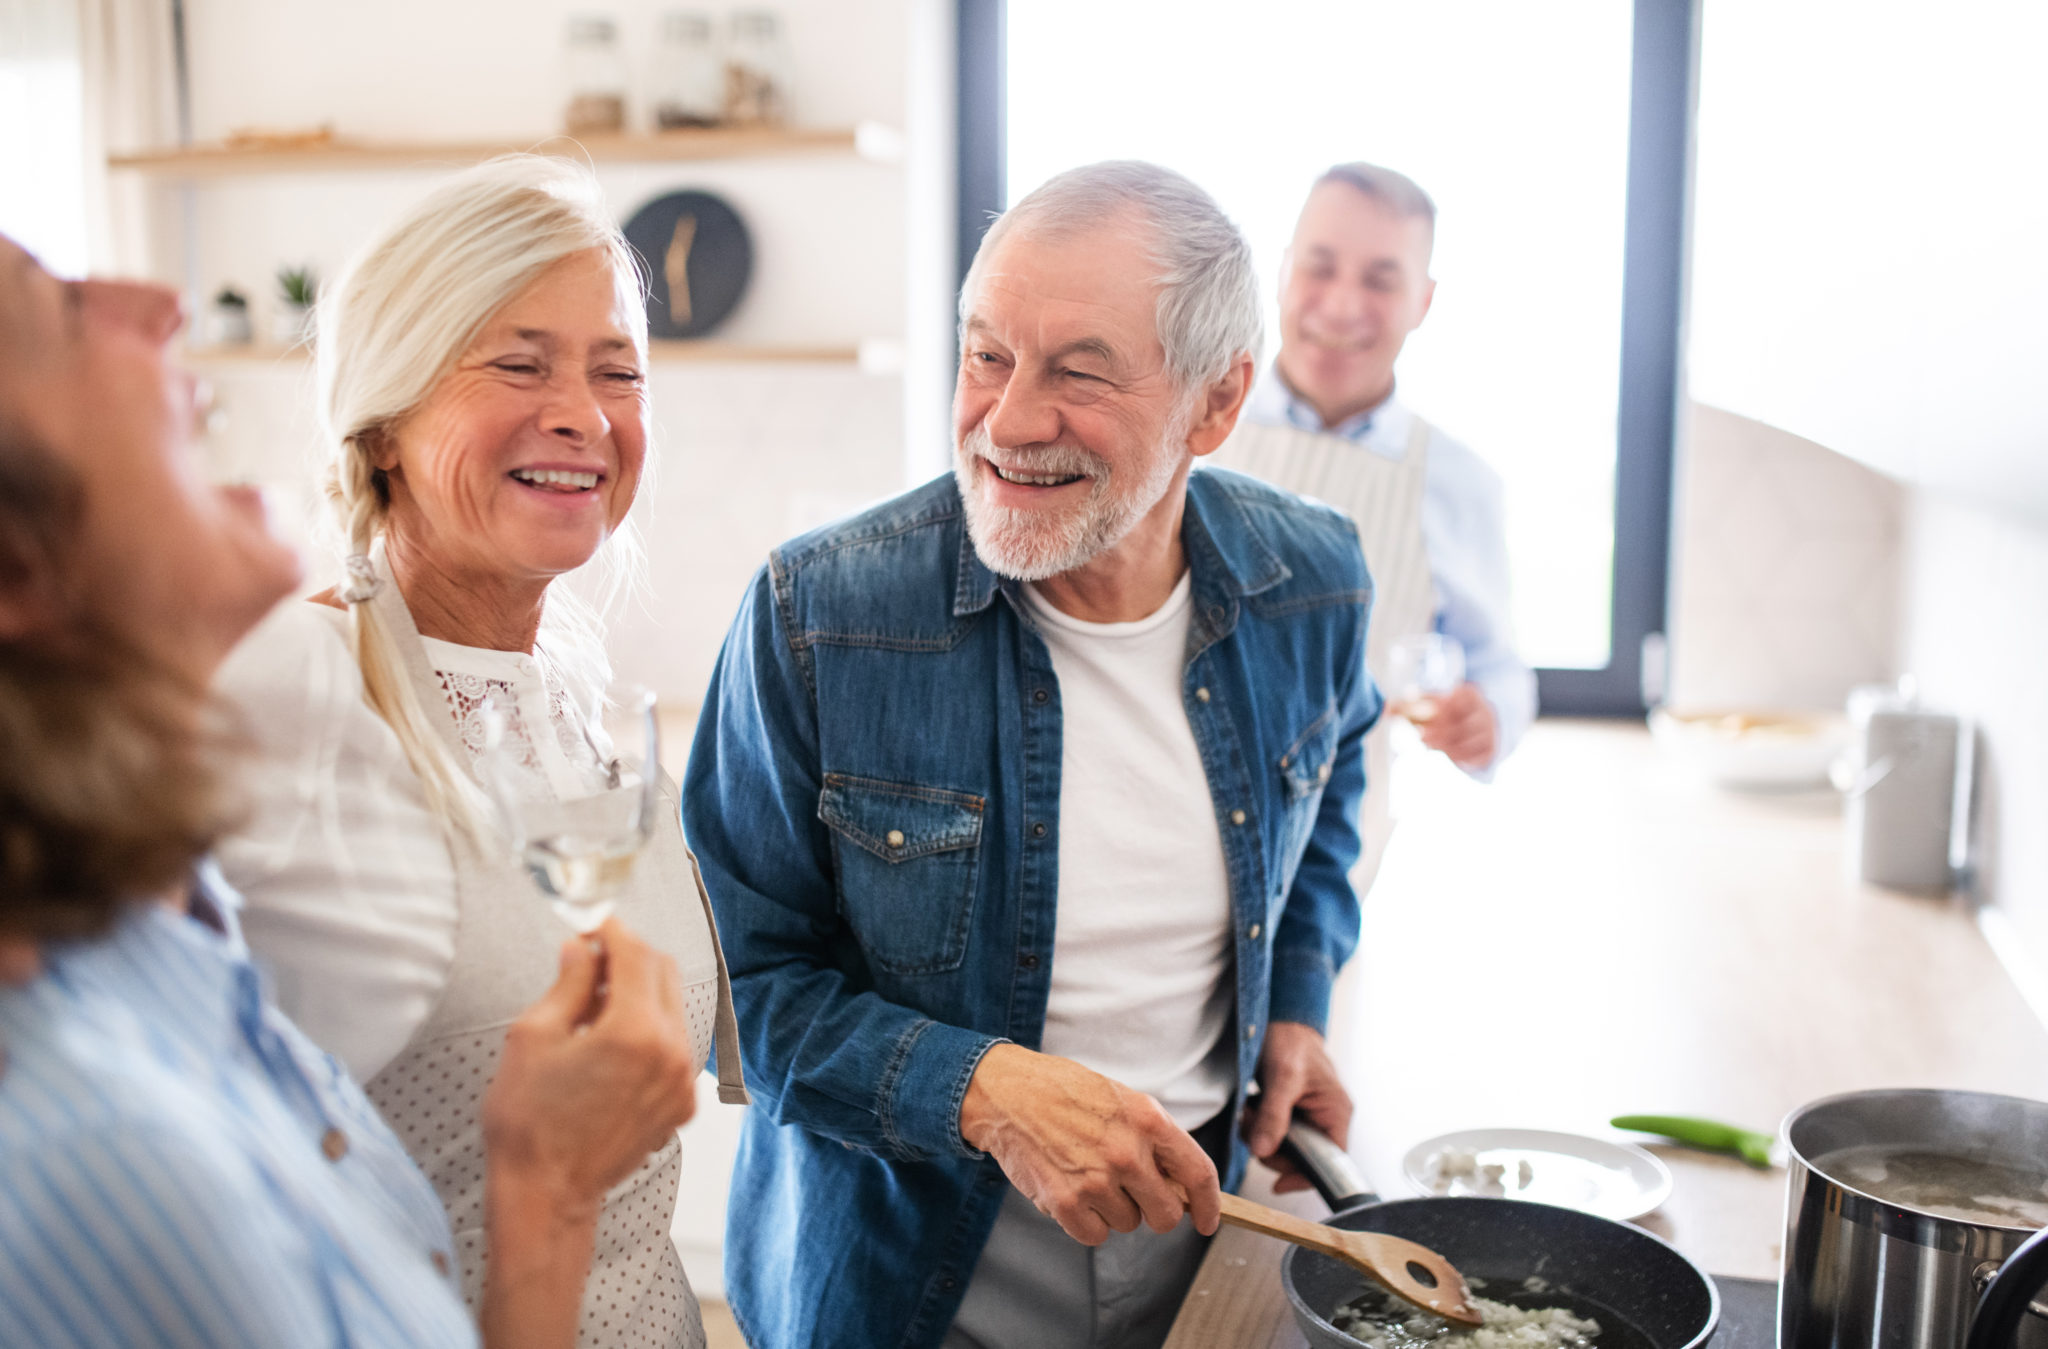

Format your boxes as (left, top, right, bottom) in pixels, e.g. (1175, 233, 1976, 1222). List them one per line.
(0, 0, 89, 276)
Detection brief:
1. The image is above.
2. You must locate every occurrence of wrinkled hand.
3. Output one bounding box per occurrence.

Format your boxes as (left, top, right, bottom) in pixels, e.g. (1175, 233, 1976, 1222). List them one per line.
(482, 919, 699, 1215)
(1244, 1022, 1352, 1194)
(1417, 682, 1497, 771)
(960, 1044, 1221, 1245)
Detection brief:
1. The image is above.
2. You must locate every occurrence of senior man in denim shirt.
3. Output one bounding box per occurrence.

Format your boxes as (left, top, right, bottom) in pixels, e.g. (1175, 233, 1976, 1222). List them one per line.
(685, 161, 1381, 1349)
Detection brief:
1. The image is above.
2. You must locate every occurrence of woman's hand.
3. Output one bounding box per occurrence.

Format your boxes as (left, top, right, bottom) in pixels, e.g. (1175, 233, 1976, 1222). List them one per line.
(478, 918, 700, 1349)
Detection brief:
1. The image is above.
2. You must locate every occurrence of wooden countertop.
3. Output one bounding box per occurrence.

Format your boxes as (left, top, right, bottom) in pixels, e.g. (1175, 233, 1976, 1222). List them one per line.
(1165, 719, 2048, 1349)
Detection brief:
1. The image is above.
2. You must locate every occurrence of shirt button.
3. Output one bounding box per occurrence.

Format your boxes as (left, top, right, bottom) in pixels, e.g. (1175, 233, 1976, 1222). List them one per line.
(1245, 1023, 1259, 1042)
(886, 829, 906, 849)
(1318, 763, 1332, 783)
(1033, 688, 1050, 704)
(431, 1251, 452, 1277)
(1018, 952, 1039, 969)
(1247, 923, 1262, 941)
(1230, 809, 1247, 826)
(1195, 687, 1211, 703)
(1032, 822, 1048, 838)
(942, 1277, 959, 1291)
(321, 1127, 349, 1162)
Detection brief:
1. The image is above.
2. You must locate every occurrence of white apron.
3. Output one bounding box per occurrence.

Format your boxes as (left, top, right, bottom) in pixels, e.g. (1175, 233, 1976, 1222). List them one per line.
(358, 544, 748, 1349)
(1208, 414, 1437, 892)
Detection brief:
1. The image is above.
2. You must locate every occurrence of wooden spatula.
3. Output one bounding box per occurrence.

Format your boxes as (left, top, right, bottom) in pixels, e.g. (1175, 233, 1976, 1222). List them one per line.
(1217, 1191, 1483, 1326)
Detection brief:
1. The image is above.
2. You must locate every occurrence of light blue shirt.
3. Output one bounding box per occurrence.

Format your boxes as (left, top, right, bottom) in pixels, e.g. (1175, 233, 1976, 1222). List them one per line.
(0, 866, 475, 1349)
(1245, 369, 1537, 768)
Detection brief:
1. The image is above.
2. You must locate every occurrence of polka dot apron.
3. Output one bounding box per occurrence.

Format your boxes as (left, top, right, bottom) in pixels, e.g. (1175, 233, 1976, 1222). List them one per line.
(358, 541, 748, 1348)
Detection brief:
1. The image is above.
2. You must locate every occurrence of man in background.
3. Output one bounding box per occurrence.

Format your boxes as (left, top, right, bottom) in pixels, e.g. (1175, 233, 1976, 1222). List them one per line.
(1220, 163, 1533, 789)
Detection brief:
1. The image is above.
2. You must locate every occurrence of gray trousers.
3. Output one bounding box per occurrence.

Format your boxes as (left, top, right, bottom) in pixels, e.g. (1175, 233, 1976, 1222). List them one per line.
(940, 1185, 1210, 1349)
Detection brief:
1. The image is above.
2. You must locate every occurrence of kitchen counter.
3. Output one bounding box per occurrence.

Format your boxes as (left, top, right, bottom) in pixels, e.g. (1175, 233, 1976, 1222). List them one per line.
(1165, 718, 2048, 1348)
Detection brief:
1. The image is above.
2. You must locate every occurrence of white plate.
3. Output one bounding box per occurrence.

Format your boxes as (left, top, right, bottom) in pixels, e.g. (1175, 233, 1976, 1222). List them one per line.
(1402, 1128, 1674, 1221)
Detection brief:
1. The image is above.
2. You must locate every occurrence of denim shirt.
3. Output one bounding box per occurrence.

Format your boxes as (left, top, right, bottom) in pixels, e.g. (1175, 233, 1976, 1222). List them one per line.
(684, 466, 1380, 1349)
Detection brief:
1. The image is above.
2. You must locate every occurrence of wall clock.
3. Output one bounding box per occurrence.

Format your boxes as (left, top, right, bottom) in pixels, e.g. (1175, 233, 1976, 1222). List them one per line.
(622, 190, 752, 339)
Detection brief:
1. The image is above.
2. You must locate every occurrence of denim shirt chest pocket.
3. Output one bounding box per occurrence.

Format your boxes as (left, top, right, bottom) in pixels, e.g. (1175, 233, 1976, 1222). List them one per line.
(1274, 702, 1340, 889)
(817, 774, 985, 976)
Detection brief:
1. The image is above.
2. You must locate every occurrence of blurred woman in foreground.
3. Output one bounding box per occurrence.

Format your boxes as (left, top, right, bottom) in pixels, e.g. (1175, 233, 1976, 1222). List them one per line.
(0, 233, 699, 1348)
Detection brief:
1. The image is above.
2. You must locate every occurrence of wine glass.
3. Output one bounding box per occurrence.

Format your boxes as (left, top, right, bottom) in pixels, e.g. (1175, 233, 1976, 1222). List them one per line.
(1385, 634, 1466, 725)
(475, 683, 663, 935)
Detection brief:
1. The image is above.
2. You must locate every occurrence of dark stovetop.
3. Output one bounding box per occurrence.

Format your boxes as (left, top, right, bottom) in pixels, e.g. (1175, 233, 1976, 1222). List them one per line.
(1712, 1275, 1777, 1349)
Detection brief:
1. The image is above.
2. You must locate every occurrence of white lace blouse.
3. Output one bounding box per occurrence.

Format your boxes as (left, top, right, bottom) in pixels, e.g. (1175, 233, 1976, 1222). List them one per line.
(214, 600, 612, 1082)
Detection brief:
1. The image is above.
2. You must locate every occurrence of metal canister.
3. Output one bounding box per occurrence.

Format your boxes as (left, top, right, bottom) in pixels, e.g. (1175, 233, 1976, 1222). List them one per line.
(1781, 1090, 2048, 1349)
(1842, 703, 1969, 893)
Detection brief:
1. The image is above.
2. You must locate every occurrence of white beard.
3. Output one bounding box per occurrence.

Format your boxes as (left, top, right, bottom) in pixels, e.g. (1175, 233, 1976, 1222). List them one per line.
(954, 413, 1189, 582)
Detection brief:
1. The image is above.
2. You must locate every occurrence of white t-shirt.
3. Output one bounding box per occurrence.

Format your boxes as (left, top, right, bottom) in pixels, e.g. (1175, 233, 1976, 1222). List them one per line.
(1022, 571, 1237, 1129)
(213, 601, 610, 1081)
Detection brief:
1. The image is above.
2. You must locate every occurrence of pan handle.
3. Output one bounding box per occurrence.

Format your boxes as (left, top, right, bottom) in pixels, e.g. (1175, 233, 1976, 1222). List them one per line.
(1966, 1225, 2048, 1349)
(1277, 1120, 1378, 1211)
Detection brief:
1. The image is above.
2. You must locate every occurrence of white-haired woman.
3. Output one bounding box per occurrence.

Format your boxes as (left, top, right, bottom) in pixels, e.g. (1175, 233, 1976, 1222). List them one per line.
(215, 156, 746, 1349)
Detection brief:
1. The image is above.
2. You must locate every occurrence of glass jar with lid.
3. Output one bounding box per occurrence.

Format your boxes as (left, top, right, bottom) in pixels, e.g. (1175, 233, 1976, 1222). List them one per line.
(723, 10, 791, 127)
(652, 12, 723, 130)
(563, 15, 628, 136)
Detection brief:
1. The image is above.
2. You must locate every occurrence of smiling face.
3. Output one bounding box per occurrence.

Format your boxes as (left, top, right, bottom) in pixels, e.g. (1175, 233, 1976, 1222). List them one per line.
(375, 247, 648, 590)
(0, 235, 301, 676)
(953, 214, 1201, 582)
(1277, 180, 1436, 427)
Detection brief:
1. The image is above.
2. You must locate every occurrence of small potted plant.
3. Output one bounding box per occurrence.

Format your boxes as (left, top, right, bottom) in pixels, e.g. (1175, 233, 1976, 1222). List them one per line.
(273, 265, 318, 347)
(208, 285, 252, 346)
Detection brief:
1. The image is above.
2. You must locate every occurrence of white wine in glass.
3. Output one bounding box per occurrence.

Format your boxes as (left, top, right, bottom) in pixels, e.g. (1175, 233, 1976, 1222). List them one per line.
(477, 684, 663, 935)
(522, 834, 642, 933)
(1386, 634, 1466, 725)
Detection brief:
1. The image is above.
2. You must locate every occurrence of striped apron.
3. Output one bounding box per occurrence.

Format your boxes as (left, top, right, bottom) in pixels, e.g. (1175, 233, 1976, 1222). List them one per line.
(1207, 413, 1437, 893)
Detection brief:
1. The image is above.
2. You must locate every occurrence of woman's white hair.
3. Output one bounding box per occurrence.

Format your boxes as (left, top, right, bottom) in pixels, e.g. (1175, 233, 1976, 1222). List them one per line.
(959, 160, 1263, 389)
(315, 153, 648, 839)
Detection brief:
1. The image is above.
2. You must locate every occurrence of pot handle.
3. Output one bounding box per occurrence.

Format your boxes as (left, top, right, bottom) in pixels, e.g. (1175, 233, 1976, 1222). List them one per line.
(1276, 1120, 1378, 1211)
(1965, 1226, 2048, 1349)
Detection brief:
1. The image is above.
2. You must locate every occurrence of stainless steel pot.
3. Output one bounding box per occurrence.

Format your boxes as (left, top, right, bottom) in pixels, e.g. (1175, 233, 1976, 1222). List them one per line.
(1781, 1089, 2048, 1349)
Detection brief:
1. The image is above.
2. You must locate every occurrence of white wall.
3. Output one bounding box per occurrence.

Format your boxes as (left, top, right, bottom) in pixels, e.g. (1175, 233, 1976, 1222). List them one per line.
(163, 0, 949, 708)
(1680, 0, 2048, 999)
(1688, 0, 2048, 526)
(1666, 402, 2048, 1003)
(1667, 402, 1904, 711)
(1900, 495, 2048, 993)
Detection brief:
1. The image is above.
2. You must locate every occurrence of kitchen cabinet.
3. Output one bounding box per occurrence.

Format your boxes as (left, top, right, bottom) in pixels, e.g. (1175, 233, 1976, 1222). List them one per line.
(1164, 719, 2048, 1347)
(1687, 0, 2048, 524)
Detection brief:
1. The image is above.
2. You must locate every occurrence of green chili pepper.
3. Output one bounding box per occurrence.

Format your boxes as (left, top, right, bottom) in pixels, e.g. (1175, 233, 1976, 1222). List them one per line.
(1611, 1114, 1779, 1168)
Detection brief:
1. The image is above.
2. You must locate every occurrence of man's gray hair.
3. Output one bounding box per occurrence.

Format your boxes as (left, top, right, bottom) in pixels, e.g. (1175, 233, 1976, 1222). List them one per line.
(1313, 162, 1437, 258)
(960, 161, 1263, 389)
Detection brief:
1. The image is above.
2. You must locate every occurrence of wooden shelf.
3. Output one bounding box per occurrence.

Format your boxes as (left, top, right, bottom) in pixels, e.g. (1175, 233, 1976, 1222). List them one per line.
(111, 124, 901, 178)
(181, 340, 862, 367)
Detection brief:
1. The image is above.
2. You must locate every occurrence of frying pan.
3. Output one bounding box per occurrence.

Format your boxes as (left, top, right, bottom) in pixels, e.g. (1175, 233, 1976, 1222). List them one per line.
(1276, 1123, 1720, 1349)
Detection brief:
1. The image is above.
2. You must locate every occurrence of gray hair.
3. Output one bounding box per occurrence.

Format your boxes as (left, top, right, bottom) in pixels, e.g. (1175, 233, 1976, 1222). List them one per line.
(1312, 162, 1437, 256)
(960, 160, 1262, 389)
